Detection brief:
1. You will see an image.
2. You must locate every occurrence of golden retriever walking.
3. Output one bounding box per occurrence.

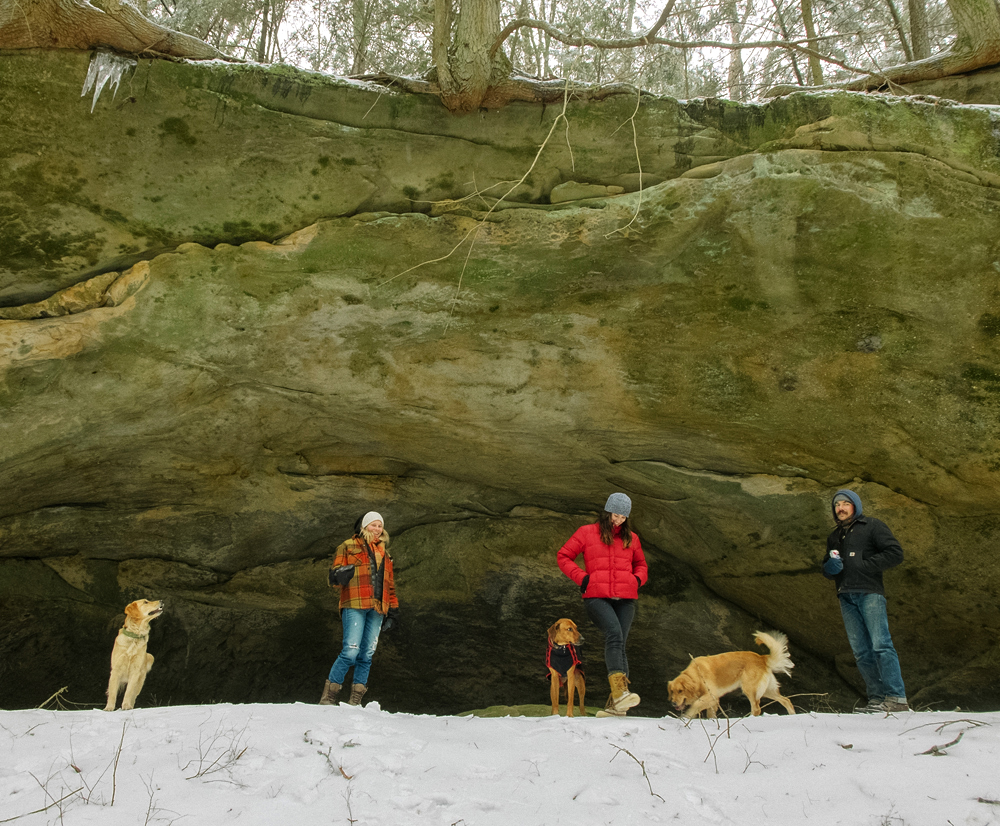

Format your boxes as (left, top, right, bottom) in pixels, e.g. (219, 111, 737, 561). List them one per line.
(668, 631, 795, 718)
(105, 599, 164, 711)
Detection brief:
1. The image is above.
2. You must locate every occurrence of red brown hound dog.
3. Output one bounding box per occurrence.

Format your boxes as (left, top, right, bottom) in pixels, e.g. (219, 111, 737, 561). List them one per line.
(547, 618, 586, 717)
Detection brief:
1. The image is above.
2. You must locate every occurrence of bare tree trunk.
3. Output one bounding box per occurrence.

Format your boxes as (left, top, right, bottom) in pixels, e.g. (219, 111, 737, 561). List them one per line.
(351, 0, 370, 74)
(0, 0, 227, 58)
(544, 0, 555, 77)
(770, 0, 1000, 95)
(883, 0, 913, 61)
(771, 0, 805, 86)
(434, 0, 513, 112)
(909, 0, 931, 59)
(948, 0, 1000, 51)
(800, 0, 824, 85)
(726, 0, 747, 101)
(257, 0, 270, 62)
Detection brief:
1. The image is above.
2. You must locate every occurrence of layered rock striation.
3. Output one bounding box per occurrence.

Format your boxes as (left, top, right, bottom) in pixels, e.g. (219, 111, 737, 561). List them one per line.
(2, 50, 999, 713)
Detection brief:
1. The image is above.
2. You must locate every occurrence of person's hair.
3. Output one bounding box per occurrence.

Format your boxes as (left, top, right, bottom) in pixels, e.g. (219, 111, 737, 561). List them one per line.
(354, 515, 389, 547)
(598, 510, 632, 547)
(362, 524, 389, 546)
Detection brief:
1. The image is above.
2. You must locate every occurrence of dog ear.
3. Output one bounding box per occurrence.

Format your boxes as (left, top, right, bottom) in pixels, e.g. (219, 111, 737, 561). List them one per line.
(124, 601, 142, 620)
(547, 621, 560, 641)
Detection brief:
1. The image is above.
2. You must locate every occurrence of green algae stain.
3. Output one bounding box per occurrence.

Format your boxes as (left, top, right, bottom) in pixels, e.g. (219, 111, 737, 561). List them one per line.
(159, 117, 197, 146)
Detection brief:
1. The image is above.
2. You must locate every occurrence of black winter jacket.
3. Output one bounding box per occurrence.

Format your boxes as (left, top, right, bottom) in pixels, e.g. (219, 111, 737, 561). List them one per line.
(822, 515, 903, 596)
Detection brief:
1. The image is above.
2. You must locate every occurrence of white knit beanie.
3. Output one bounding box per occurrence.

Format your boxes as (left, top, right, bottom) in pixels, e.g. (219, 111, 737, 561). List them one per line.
(361, 511, 384, 529)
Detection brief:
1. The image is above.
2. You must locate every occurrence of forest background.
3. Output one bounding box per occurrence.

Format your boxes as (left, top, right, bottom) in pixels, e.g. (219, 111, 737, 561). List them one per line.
(138, 0, 952, 102)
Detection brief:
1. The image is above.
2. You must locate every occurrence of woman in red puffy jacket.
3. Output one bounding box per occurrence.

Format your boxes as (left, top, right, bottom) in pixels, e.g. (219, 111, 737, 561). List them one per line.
(557, 492, 648, 717)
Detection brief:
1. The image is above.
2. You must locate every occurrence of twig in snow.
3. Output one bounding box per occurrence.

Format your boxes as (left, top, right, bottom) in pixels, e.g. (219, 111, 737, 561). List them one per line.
(698, 714, 733, 773)
(344, 784, 357, 824)
(917, 730, 964, 756)
(902, 718, 989, 735)
(741, 744, 767, 773)
(0, 784, 83, 824)
(36, 686, 70, 710)
(609, 744, 664, 801)
(111, 720, 128, 805)
(182, 720, 251, 781)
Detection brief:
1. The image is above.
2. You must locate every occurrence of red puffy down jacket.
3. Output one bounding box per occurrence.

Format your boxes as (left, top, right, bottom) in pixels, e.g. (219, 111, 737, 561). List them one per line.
(557, 523, 648, 599)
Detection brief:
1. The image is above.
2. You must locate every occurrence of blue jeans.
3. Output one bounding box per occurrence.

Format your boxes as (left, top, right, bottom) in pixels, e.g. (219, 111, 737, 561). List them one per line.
(584, 597, 636, 676)
(328, 608, 383, 686)
(838, 593, 906, 702)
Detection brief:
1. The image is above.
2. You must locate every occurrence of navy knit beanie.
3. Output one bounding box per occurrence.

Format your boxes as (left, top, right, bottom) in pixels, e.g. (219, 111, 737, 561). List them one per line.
(831, 489, 863, 520)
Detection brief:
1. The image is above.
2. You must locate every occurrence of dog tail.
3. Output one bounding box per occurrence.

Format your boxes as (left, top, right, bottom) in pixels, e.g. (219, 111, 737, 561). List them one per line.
(754, 631, 794, 675)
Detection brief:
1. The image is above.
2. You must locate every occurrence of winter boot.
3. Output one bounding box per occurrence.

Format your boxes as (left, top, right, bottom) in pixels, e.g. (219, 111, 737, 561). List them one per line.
(596, 691, 627, 718)
(319, 680, 342, 705)
(609, 671, 640, 712)
(348, 683, 368, 706)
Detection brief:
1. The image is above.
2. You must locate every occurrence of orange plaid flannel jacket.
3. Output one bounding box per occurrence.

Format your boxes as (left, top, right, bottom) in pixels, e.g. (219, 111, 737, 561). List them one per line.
(330, 536, 398, 614)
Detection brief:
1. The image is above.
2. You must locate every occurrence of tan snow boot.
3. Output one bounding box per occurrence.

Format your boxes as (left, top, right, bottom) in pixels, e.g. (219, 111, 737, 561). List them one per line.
(609, 671, 640, 712)
(348, 683, 368, 706)
(319, 680, 342, 705)
(595, 691, 626, 718)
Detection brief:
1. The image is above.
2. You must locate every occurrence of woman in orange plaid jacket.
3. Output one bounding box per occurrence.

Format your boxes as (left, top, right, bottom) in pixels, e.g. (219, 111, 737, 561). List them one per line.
(319, 511, 399, 707)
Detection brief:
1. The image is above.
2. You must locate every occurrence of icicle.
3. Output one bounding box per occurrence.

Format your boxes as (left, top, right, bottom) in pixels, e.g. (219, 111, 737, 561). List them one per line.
(81, 50, 137, 113)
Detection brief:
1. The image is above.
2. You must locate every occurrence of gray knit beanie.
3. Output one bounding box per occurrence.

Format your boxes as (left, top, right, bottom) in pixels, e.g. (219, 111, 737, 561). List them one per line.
(604, 492, 632, 517)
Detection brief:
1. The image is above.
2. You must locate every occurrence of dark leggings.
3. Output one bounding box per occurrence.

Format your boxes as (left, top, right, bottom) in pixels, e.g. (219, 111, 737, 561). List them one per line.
(584, 597, 636, 676)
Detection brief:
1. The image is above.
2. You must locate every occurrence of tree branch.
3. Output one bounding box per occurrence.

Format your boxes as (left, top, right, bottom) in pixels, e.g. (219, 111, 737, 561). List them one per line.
(489, 13, 866, 82)
(491, 0, 679, 59)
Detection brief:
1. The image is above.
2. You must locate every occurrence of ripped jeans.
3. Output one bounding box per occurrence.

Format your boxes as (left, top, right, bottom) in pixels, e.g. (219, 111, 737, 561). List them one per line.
(328, 608, 384, 686)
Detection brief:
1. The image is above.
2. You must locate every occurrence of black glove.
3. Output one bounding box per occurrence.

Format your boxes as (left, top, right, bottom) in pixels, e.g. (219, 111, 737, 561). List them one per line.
(635, 575, 641, 587)
(580, 574, 590, 595)
(382, 607, 399, 633)
(330, 565, 355, 586)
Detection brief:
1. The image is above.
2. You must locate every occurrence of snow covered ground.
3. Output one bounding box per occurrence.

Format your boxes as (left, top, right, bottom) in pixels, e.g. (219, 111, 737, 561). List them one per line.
(2, 702, 998, 825)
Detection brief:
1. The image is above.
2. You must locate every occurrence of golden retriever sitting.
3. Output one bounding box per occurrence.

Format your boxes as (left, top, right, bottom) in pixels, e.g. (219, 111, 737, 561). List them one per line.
(547, 618, 586, 717)
(105, 599, 164, 711)
(668, 631, 796, 718)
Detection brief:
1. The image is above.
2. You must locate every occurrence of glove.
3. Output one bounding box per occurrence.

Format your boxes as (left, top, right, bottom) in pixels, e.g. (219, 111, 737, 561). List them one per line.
(635, 575, 642, 588)
(580, 574, 590, 595)
(382, 607, 400, 633)
(822, 553, 844, 576)
(331, 565, 355, 586)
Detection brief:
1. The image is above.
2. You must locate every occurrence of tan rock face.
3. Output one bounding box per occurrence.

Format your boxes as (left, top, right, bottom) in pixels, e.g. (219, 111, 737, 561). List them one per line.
(2, 51, 999, 713)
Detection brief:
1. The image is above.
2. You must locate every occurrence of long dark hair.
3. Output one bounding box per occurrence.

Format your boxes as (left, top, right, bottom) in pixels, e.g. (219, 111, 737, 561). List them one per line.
(598, 510, 632, 547)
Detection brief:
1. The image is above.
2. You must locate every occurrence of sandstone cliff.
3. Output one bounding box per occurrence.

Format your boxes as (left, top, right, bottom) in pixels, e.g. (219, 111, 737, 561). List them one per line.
(2, 49, 999, 713)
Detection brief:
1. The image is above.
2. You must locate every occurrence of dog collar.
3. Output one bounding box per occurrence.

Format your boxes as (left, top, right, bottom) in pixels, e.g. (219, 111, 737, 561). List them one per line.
(121, 629, 148, 640)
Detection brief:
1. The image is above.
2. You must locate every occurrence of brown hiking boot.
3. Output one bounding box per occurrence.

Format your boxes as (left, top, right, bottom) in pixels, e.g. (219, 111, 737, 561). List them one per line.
(596, 692, 627, 718)
(348, 683, 368, 706)
(319, 680, 342, 705)
(609, 672, 640, 712)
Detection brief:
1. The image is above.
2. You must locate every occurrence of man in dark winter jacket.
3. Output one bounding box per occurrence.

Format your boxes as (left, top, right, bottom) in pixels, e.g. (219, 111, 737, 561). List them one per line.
(822, 489, 908, 713)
